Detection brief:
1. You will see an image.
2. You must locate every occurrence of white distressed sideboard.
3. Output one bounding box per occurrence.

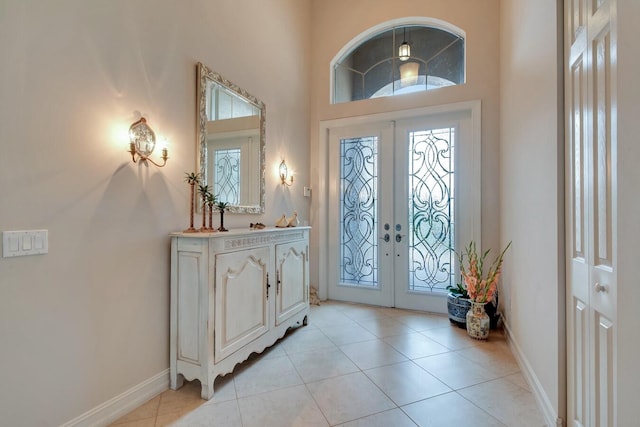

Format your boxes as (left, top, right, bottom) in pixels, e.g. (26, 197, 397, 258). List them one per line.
(169, 227, 310, 399)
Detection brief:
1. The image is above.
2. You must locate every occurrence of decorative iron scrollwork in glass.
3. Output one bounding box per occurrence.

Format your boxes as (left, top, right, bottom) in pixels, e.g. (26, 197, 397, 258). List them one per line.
(340, 136, 378, 287)
(408, 128, 455, 292)
(214, 148, 241, 205)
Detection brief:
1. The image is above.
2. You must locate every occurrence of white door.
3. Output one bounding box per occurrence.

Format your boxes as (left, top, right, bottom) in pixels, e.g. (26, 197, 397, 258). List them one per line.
(566, 0, 617, 425)
(328, 122, 395, 307)
(393, 114, 478, 312)
(327, 109, 479, 311)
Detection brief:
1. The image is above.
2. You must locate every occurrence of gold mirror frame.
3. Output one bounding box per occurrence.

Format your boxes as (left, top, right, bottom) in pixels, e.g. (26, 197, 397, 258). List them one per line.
(197, 62, 266, 214)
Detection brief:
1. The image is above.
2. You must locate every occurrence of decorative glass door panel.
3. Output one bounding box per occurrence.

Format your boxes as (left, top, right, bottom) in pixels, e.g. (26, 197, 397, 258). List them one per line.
(394, 117, 464, 312)
(327, 108, 478, 311)
(340, 136, 379, 287)
(407, 128, 455, 293)
(328, 123, 394, 307)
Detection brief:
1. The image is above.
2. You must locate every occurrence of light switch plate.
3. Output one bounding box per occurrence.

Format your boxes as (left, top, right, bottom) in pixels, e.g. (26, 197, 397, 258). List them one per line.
(3, 230, 48, 257)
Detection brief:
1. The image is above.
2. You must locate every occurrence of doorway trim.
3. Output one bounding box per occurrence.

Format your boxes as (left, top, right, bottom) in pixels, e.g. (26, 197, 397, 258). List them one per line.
(317, 100, 482, 301)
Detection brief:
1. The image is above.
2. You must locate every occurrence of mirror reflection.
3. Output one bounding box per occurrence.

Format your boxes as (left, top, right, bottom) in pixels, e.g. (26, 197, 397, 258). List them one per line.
(197, 62, 265, 214)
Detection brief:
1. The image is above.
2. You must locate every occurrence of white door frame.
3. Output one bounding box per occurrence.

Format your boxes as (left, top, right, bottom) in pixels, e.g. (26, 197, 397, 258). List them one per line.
(317, 101, 482, 302)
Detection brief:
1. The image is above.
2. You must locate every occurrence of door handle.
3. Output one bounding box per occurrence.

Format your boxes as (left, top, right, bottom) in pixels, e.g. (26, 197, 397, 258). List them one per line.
(277, 270, 281, 294)
(380, 233, 390, 242)
(395, 234, 404, 242)
(594, 283, 607, 293)
(266, 273, 271, 299)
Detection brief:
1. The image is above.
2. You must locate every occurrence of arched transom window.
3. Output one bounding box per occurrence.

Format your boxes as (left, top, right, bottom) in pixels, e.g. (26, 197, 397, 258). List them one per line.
(332, 21, 465, 103)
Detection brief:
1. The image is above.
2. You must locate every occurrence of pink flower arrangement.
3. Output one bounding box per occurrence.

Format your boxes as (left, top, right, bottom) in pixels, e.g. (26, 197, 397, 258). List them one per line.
(458, 241, 511, 303)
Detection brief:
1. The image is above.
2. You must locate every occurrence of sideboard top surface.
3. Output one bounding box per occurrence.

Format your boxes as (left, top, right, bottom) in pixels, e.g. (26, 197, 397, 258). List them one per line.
(170, 226, 310, 238)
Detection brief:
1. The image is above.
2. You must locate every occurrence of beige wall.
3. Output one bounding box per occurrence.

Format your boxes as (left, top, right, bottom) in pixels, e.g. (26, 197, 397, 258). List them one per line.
(499, 0, 640, 424)
(0, 1, 311, 425)
(499, 0, 564, 422)
(309, 0, 501, 293)
(5, 1, 637, 424)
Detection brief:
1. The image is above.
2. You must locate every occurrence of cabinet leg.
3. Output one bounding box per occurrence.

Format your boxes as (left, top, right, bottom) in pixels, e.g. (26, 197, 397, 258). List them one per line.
(303, 315, 308, 326)
(170, 373, 184, 391)
(201, 381, 214, 400)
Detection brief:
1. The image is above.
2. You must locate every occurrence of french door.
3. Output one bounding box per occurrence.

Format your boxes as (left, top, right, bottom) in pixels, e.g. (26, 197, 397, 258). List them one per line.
(326, 108, 479, 312)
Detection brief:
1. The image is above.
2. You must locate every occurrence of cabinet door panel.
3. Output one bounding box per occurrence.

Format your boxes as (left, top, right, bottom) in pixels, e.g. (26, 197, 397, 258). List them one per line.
(177, 252, 203, 364)
(275, 241, 308, 325)
(215, 247, 270, 363)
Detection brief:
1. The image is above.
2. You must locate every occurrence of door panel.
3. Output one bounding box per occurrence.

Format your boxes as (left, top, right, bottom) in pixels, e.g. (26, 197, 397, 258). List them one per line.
(594, 315, 614, 426)
(568, 37, 590, 427)
(572, 298, 588, 427)
(214, 247, 270, 363)
(566, 0, 616, 425)
(394, 113, 477, 312)
(176, 252, 204, 364)
(275, 240, 309, 325)
(328, 123, 394, 307)
(393, 122, 456, 312)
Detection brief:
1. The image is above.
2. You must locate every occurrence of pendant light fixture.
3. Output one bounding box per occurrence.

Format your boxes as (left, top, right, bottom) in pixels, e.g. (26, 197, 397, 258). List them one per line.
(398, 27, 410, 61)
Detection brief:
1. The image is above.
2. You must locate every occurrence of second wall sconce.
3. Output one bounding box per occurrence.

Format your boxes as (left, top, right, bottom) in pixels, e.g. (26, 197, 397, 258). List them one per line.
(279, 159, 294, 186)
(128, 117, 168, 167)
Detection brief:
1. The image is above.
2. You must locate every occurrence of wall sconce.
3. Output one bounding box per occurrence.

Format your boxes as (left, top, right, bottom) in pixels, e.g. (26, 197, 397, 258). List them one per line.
(279, 159, 294, 186)
(128, 117, 168, 167)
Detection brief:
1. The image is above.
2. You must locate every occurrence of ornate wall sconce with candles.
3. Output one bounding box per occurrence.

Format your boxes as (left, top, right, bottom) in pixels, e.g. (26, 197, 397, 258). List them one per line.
(128, 117, 169, 167)
(279, 159, 294, 186)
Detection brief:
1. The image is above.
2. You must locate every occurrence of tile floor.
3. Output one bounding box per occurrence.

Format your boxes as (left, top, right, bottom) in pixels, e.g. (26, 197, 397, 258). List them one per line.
(109, 301, 546, 427)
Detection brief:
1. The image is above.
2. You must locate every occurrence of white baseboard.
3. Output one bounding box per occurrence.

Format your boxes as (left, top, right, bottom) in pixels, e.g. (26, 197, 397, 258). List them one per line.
(60, 369, 170, 427)
(502, 320, 564, 427)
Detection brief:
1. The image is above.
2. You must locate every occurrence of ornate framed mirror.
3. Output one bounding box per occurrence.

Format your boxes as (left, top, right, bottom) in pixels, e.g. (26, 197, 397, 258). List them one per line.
(197, 62, 265, 214)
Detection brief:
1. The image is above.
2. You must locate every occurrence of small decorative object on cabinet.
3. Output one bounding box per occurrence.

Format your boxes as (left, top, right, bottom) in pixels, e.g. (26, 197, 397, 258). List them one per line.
(217, 201, 229, 232)
(183, 172, 201, 233)
(287, 211, 299, 227)
(275, 213, 288, 228)
(457, 241, 511, 339)
(206, 193, 217, 231)
(198, 184, 210, 231)
(170, 227, 310, 399)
